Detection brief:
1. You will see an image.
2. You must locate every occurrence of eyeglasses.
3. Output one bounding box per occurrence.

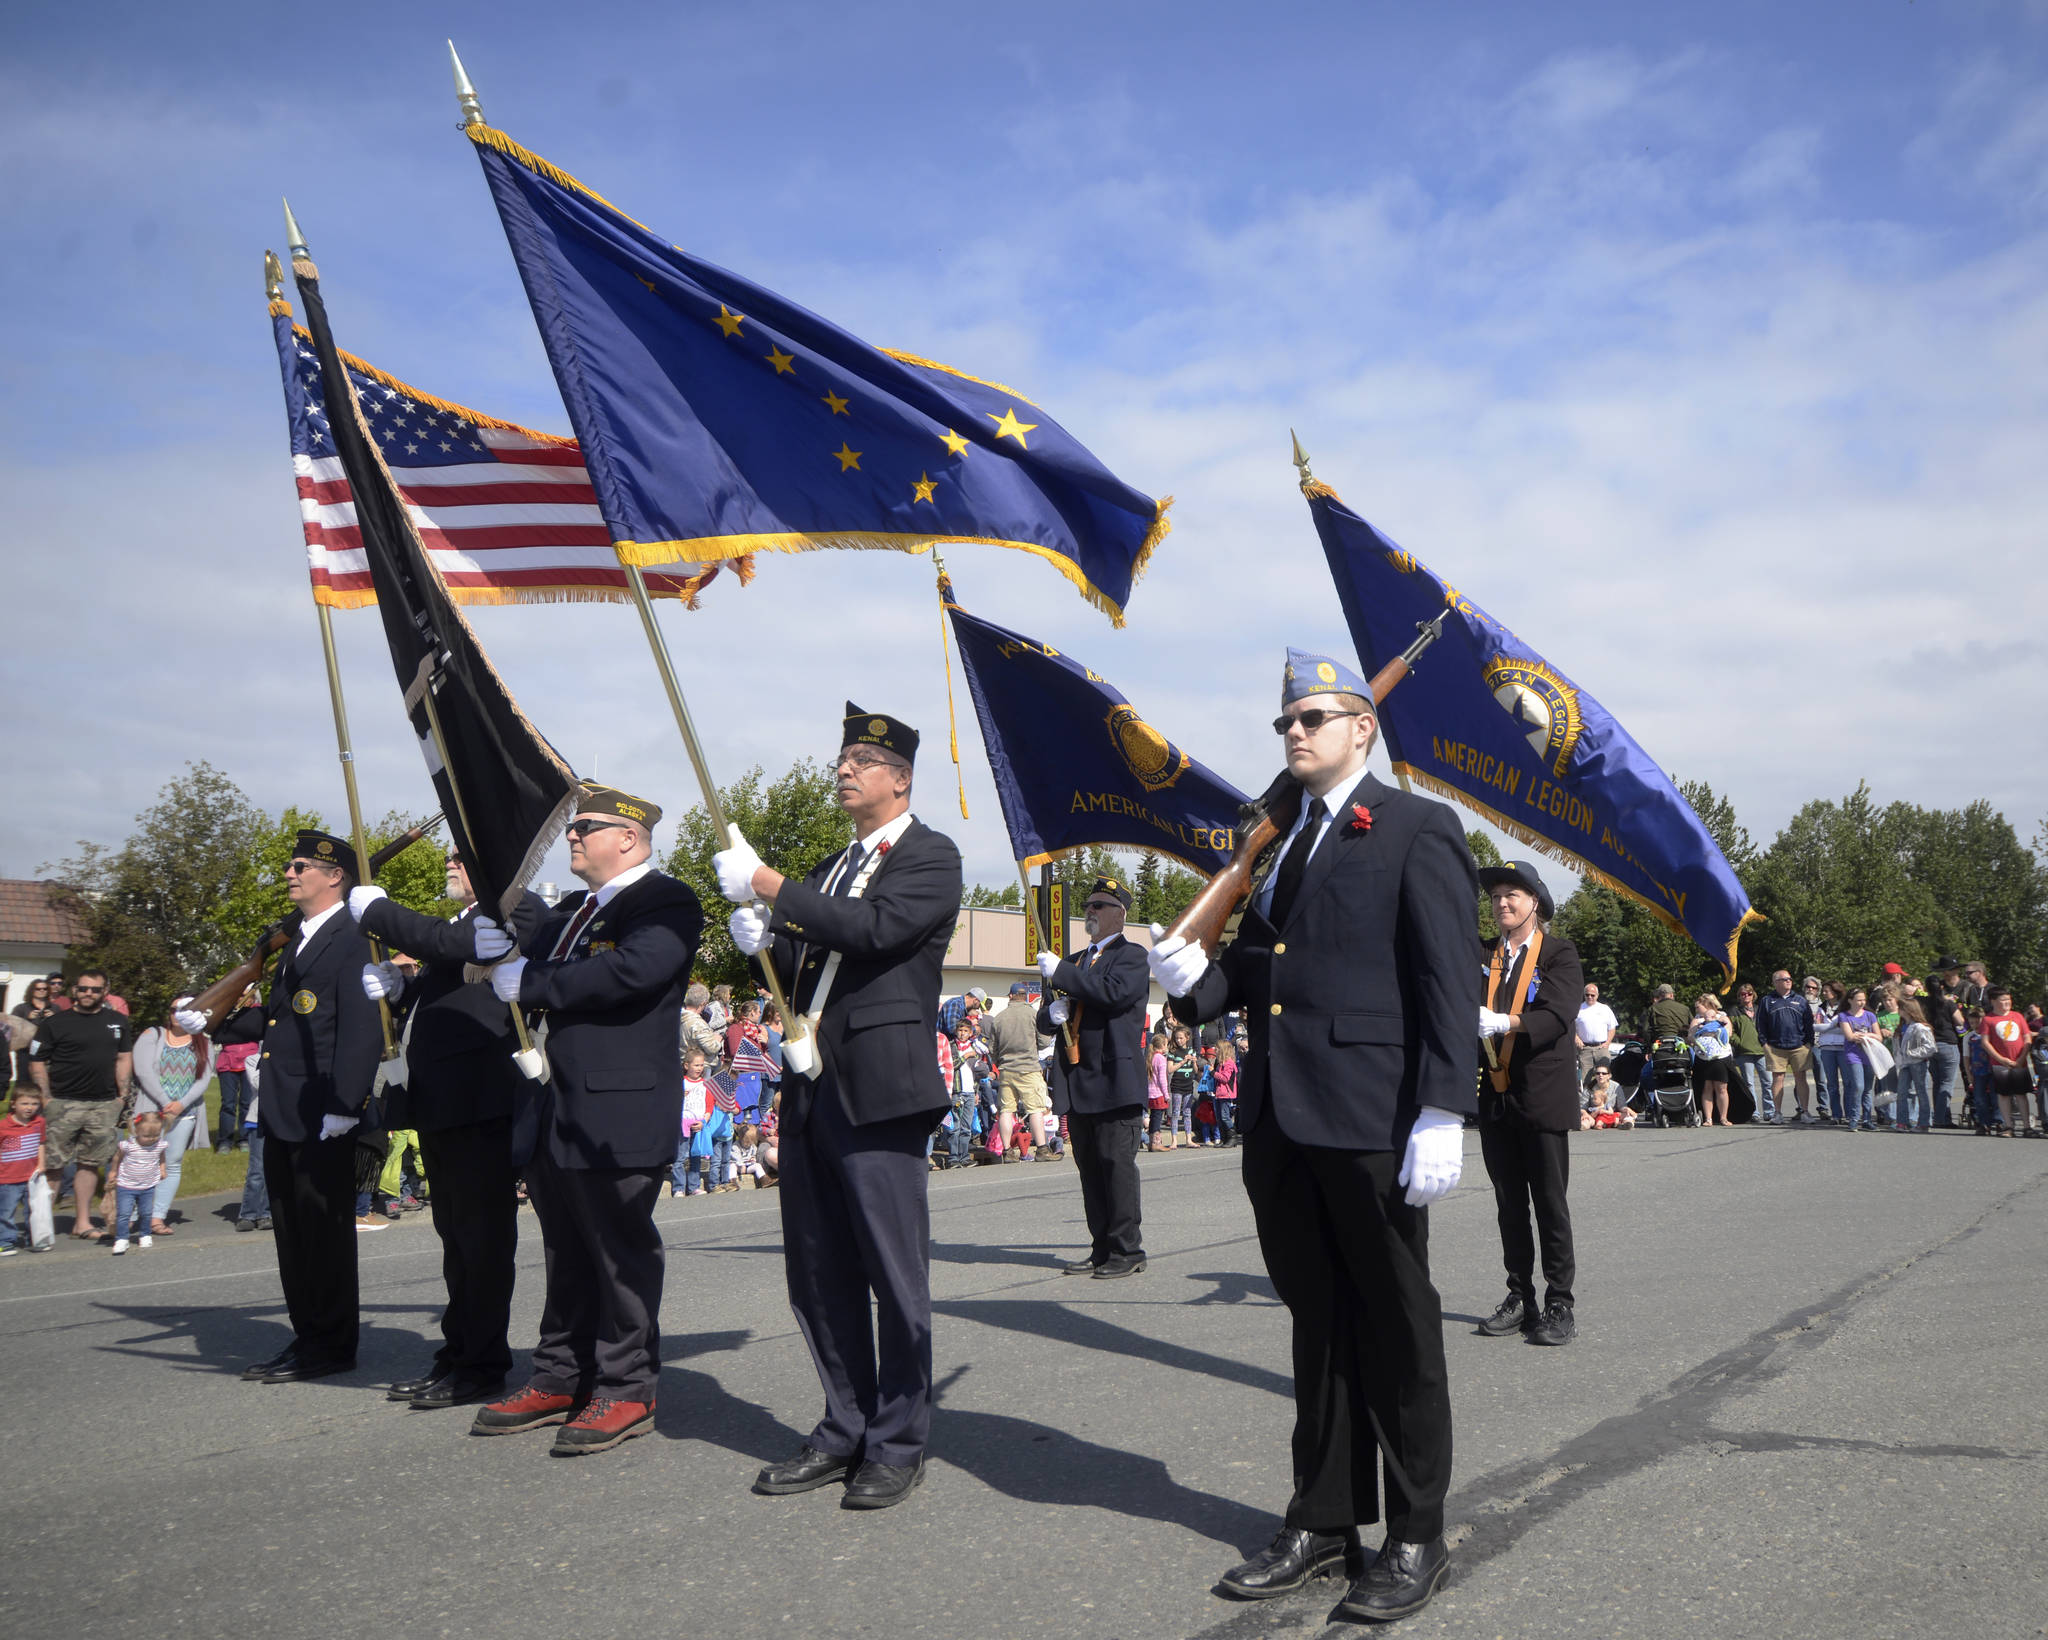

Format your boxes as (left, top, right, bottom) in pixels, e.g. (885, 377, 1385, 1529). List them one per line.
(835, 749, 898, 772)
(71, 984, 106, 995)
(1271, 709, 1364, 736)
(1085, 900, 1122, 913)
(565, 819, 630, 839)
(283, 859, 339, 875)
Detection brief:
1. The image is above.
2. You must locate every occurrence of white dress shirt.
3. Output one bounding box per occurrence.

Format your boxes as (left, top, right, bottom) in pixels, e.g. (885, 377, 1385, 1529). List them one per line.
(823, 811, 915, 894)
(296, 900, 346, 953)
(1255, 764, 1374, 920)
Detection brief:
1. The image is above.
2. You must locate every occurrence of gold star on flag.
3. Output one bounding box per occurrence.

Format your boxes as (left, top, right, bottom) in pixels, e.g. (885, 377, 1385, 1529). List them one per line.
(766, 347, 796, 375)
(637, 275, 657, 293)
(822, 391, 850, 416)
(834, 443, 863, 472)
(987, 407, 1037, 447)
(939, 428, 970, 457)
(713, 305, 745, 338)
(912, 473, 936, 503)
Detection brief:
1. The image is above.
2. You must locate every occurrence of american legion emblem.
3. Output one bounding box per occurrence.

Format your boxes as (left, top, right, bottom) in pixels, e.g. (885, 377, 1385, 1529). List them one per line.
(1105, 705, 1189, 794)
(1483, 656, 1583, 777)
(292, 989, 319, 1015)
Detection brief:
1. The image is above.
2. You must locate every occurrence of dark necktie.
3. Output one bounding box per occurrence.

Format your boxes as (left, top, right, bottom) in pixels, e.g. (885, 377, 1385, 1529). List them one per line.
(1265, 798, 1325, 930)
(832, 841, 865, 897)
(549, 896, 600, 961)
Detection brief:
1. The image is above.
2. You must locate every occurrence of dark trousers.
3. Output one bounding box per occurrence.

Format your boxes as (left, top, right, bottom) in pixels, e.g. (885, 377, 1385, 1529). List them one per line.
(780, 1073, 936, 1467)
(525, 1145, 665, 1401)
(418, 1118, 518, 1380)
(1066, 1107, 1144, 1261)
(214, 1071, 248, 1143)
(263, 1131, 359, 1365)
(1241, 1111, 1452, 1540)
(1478, 1118, 1575, 1310)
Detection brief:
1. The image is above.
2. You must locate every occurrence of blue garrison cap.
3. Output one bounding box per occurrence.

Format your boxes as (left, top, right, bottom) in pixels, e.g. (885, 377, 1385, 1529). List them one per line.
(1282, 648, 1370, 705)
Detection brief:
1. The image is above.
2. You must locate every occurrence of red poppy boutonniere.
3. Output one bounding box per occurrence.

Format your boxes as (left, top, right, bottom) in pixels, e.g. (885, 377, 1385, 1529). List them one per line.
(1349, 804, 1373, 835)
(876, 840, 892, 856)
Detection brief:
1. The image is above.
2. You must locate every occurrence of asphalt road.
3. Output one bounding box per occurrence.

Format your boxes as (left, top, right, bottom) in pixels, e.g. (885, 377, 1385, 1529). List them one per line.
(4, 1124, 2045, 1640)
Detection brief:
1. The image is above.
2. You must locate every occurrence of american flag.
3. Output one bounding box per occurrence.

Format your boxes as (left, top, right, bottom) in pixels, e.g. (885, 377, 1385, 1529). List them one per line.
(732, 1040, 778, 1079)
(271, 301, 747, 607)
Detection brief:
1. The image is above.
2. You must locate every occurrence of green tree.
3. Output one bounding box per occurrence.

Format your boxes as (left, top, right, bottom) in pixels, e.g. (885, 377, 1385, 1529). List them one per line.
(962, 882, 1021, 908)
(48, 764, 447, 1027)
(665, 760, 852, 987)
(1466, 828, 1504, 941)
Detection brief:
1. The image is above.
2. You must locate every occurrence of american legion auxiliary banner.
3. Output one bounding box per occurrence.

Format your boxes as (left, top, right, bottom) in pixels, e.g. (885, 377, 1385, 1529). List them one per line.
(944, 581, 1247, 875)
(1305, 483, 1759, 981)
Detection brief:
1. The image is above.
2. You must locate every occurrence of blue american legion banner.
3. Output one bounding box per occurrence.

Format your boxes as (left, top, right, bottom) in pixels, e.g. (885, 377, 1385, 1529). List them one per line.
(1305, 483, 1759, 980)
(944, 578, 1247, 874)
(468, 124, 1170, 624)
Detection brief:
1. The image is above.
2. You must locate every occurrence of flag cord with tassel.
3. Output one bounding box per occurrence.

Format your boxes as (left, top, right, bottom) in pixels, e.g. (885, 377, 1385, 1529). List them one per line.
(932, 554, 970, 821)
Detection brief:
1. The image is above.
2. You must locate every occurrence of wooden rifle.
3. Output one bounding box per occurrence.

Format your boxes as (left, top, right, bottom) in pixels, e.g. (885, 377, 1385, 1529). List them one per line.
(184, 815, 443, 1032)
(1162, 615, 1446, 958)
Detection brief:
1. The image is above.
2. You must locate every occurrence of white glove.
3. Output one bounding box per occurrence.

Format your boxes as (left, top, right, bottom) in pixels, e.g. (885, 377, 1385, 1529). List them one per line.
(173, 1007, 210, 1034)
(1047, 998, 1071, 1026)
(490, 956, 528, 1002)
(1398, 1107, 1465, 1208)
(712, 831, 766, 903)
(361, 962, 405, 1002)
(1146, 923, 1210, 995)
(1037, 950, 1061, 981)
(471, 915, 514, 961)
(1479, 1007, 1514, 1038)
(729, 903, 772, 955)
(318, 1114, 360, 1141)
(346, 885, 387, 921)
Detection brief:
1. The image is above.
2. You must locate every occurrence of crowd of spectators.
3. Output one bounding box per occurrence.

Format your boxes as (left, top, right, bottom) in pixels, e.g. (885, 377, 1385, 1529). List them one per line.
(1572, 957, 2044, 1136)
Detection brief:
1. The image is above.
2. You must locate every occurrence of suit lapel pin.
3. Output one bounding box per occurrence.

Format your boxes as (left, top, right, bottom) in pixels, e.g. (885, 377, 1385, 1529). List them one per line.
(1348, 804, 1373, 835)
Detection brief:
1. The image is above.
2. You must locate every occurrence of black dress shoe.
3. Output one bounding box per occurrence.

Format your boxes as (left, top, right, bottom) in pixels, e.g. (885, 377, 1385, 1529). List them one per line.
(241, 1345, 300, 1382)
(1476, 1294, 1532, 1336)
(753, 1443, 857, 1495)
(1092, 1253, 1147, 1279)
(411, 1374, 507, 1410)
(1528, 1300, 1577, 1346)
(387, 1363, 455, 1402)
(1217, 1527, 1353, 1599)
(262, 1356, 356, 1384)
(1336, 1536, 1449, 1622)
(841, 1457, 925, 1510)
(1062, 1254, 1104, 1274)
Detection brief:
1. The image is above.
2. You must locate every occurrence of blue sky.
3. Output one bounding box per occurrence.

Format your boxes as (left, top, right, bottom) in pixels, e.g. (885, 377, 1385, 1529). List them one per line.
(5, 0, 2046, 900)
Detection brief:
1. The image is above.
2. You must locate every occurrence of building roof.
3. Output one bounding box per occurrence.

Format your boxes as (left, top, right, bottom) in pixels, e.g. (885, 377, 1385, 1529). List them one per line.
(0, 880, 91, 949)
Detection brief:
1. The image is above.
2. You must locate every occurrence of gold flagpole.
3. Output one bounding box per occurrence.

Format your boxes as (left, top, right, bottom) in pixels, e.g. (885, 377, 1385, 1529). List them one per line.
(282, 229, 397, 1062)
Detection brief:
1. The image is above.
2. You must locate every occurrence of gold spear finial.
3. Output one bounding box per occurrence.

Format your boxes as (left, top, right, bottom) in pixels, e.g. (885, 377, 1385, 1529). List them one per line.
(282, 198, 308, 258)
(449, 40, 485, 127)
(1290, 428, 1313, 490)
(264, 249, 285, 302)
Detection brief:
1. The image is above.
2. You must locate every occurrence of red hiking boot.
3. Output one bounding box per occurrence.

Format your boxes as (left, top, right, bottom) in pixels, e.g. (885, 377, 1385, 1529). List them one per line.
(471, 1384, 582, 1436)
(550, 1396, 655, 1455)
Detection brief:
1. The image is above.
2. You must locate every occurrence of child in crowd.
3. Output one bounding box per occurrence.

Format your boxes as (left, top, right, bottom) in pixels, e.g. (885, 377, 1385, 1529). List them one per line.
(1579, 1064, 1636, 1129)
(1192, 1088, 1220, 1147)
(1146, 1029, 1171, 1152)
(0, 1087, 47, 1256)
(1980, 989, 2035, 1138)
(945, 1020, 986, 1169)
(758, 1092, 780, 1180)
(731, 1123, 770, 1186)
(1212, 1042, 1238, 1147)
(111, 1110, 168, 1254)
(1688, 994, 1734, 1127)
(678, 1049, 712, 1195)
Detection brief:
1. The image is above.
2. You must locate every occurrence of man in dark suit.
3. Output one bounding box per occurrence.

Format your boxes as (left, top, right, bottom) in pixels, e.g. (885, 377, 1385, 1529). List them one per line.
(1153, 650, 1481, 1623)
(717, 705, 962, 1511)
(1037, 874, 1152, 1277)
(191, 828, 383, 1383)
(347, 852, 547, 1409)
(471, 785, 703, 1456)
(1473, 861, 1584, 1347)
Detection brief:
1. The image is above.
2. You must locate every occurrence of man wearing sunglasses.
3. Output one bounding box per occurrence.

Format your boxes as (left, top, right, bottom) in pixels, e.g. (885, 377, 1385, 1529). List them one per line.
(190, 829, 381, 1382)
(716, 704, 963, 1512)
(1149, 649, 1480, 1623)
(1036, 875, 1152, 1278)
(30, 968, 132, 1241)
(469, 785, 702, 1457)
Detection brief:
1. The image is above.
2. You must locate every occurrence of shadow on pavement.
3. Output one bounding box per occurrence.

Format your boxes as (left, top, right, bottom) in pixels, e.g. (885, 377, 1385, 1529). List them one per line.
(654, 1328, 807, 1458)
(90, 1299, 443, 1381)
(933, 1402, 1277, 1552)
(931, 1240, 1070, 1272)
(934, 1296, 1292, 1400)
(1183, 1269, 1280, 1306)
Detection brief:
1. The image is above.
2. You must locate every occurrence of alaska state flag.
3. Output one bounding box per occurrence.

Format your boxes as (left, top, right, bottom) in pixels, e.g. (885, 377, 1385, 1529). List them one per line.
(468, 125, 1170, 624)
(944, 575, 1246, 874)
(1305, 481, 1759, 981)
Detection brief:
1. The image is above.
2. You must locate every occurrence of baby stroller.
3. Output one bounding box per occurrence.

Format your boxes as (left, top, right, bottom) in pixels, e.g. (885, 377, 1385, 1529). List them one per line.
(1642, 1036, 1698, 1127)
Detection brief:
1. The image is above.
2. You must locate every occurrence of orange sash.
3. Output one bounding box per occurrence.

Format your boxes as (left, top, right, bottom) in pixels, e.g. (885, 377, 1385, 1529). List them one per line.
(1485, 927, 1544, 1093)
